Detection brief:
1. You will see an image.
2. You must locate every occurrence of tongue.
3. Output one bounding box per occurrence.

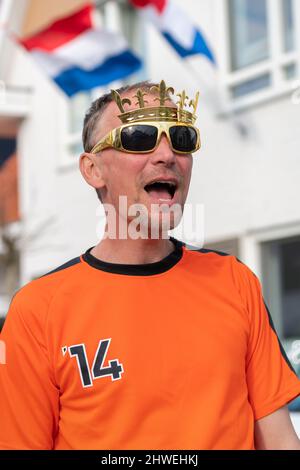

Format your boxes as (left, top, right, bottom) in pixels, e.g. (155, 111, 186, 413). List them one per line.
(147, 187, 172, 200)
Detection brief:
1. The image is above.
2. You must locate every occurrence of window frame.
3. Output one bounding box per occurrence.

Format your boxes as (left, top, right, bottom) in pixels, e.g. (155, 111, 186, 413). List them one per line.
(228, 0, 270, 72)
(260, 235, 300, 340)
(239, 223, 300, 398)
(215, 0, 300, 114)
(239, 222, 300, 332)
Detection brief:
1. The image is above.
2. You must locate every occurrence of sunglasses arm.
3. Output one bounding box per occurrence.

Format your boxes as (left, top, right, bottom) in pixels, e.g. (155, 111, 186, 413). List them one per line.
(91, 131, 114, 154)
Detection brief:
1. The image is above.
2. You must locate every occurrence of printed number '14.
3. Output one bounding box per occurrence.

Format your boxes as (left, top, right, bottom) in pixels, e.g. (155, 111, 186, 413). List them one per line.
(68, 338, 124, 388)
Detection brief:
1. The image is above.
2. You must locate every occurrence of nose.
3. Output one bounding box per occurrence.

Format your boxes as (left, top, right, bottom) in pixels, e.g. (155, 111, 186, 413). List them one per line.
(150, 133, 175, 165)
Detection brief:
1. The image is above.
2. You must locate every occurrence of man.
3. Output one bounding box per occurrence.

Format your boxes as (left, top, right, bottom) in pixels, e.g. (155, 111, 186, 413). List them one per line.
(0, 80, 300, 450)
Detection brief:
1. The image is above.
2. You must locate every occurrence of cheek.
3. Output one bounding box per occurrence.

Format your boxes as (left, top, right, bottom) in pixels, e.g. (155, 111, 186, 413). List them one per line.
(126, 154, 147, 169)
(121, 155, 147, 185)
(180, 156, 193, 183)
(109, 154, 146, 190)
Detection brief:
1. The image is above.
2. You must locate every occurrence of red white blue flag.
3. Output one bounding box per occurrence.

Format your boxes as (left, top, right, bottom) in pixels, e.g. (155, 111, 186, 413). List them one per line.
(129, 0, 215, 64)
(19, 4, 142, 97)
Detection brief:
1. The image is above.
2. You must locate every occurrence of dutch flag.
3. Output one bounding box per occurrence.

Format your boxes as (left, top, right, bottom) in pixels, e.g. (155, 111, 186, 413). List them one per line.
(130, 0, 215, 64)
(19, 4, 142, 97)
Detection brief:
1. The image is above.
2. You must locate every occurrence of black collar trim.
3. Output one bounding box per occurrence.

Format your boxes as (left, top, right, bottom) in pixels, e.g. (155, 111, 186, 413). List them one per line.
(82, 237, 184, 276)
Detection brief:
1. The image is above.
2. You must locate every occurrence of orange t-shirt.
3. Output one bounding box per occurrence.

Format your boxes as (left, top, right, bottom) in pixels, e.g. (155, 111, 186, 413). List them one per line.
(0, 237, 300, 450)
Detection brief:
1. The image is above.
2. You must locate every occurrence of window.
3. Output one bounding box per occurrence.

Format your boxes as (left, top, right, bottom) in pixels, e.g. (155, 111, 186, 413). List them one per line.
(280, 239, 300, 338)
(229, 0, 269, 71)
(261, 236, 300, 339)
(220, 0, 300, 108)
(261, 235, 300, 411)
(231, 74, 271, 98)
(283, 63, 297, 80)
(282, 0, 295, 52)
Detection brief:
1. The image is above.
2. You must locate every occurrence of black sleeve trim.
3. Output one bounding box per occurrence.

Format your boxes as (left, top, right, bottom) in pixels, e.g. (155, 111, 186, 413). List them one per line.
(40, 256, 81, 278)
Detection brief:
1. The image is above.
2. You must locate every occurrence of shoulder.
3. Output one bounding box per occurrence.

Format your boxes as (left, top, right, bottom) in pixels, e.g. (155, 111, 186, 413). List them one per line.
(182, 241, 236, 273)
(1, 253, 88, 344)
(182, 240, 260, 297)
(183, 240, 233, 260)
(184, 241, 256, 273)
(7, 254, 84, 325)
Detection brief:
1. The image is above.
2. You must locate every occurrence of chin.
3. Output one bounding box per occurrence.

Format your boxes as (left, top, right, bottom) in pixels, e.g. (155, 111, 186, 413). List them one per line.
(125, 196, 185, 239)
(147, 211, 183, 238)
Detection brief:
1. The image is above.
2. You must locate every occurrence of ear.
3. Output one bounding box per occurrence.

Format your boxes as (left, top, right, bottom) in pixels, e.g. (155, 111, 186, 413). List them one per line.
(79, 152, 106, 191)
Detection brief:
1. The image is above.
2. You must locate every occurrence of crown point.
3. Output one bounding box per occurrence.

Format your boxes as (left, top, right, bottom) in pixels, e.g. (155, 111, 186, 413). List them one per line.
(110, 80, 199, 125)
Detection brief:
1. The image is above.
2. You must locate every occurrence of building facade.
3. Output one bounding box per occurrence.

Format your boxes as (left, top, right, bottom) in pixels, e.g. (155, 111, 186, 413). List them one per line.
(0, 0, 299, 431)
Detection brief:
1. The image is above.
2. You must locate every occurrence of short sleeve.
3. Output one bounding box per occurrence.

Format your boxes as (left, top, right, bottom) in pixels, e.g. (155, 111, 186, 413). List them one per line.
(232, 257, 300, 421)
(0, 292, 59, 449)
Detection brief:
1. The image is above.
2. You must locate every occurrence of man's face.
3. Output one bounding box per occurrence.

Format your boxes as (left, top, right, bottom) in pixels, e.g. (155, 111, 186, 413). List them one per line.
(91, 90, 194, 234)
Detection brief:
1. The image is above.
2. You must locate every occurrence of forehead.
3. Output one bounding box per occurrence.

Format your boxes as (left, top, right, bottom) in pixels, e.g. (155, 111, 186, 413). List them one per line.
(96, 89, 175, 139)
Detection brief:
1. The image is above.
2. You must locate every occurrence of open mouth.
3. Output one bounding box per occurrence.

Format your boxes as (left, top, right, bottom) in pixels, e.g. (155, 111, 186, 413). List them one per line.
(144, 181, 177, 201)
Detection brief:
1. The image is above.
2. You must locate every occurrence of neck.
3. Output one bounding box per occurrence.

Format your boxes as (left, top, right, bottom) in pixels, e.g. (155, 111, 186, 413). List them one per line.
(90, 236, 175, 265)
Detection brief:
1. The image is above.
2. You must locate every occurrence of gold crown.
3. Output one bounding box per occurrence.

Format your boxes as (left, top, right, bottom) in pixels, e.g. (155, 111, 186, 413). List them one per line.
(111, 80, 199, 125)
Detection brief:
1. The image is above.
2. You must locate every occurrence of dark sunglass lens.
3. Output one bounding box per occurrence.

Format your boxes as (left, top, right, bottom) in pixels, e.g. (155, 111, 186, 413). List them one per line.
(169, 126, 197, 152)
(121, 125, 158, 151)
